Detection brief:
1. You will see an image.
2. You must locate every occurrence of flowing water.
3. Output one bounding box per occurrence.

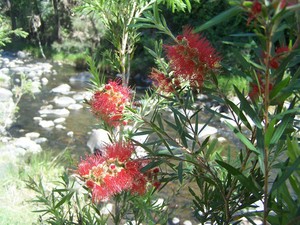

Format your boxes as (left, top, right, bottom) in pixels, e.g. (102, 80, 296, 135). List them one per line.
(9, 62, 98, 157)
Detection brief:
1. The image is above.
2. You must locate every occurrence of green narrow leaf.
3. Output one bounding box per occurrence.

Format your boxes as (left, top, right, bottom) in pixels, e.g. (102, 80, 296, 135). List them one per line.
(225, 98, 252, 130)
(54, 191, 75, 209)
(270, 76, 290, 100)
(264, 118, 277, 147)
(141, 160, 163, 173)
(225, 122, 259, 154)
(205, 139, 218, 160)
(194, 6, 242, 32)
(178, 161, 183, 184)
(234, 86, 262, 129)
(270, 116, 293, 145)
(271, 156, 300, 192)
(216, 160, 261, 198)
(185, 0, 192, 12)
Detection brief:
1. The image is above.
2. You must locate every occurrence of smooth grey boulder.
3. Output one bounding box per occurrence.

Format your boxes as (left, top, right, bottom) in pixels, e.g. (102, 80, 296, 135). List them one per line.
(0, 88, 13, 102)
(87, 129, 111, 154)
(50, 84, 71, 94)
(53, 96, 76, 107)
(187, 123, 218, 142)
(39, 108, 70, 117)
(13, 137, 42, 154)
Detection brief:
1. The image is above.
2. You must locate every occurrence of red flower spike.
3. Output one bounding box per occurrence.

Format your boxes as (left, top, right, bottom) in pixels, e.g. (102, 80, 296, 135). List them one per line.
(153, 168, 160, 173)
(105, 142, 134, 162)
(269, 58, 280, 69)
(153, 181, 161, 189)
(275, 46, 290, 55)
(77, 142, 155, 202)
(249, 76, 273, 101)
(90, 81, 131, 127)
(164, 27, 221, 89)
(247, 0, 262, 26)
(269, 45, 290, 69)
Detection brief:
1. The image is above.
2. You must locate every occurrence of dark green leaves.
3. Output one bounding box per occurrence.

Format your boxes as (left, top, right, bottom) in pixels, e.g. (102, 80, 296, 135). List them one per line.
(216, 160, 261, 198)
(194, 6, 242, 32)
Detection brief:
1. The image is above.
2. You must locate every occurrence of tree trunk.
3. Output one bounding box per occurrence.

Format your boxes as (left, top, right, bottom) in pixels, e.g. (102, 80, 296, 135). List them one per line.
(6, 0, 17, 30)
(52, 0, 61, 42)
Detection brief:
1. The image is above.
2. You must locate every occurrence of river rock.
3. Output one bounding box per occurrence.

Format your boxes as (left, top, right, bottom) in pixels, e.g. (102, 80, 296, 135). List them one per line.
(27, 70, 37, 78)
(13, 137, 42, 154)
(171, 217, 180, 225)
(17, 51, 29, 59)
(40, 104, 53, 110)
(0, 88, 15, 132)
(74, 91, 93, 102)
(197, 93, 209, 101)
(100, 203, 113, 215)
(53, 96, 76, 107)
(68, 103, 83, 110)
(188, 124, 218, 142)
(54, 118, 66, 124)
(39, 108, 70, 117)
(34, 137, 48, 144)
(55, 124, 66, 129)
(51, 84, 71, 94)
(87, 129, 112, 153)
(182, 221, 192, 225)
(31, 80, 41, 93)
(0, 68, 10, 74)
(0, 73, 11, 88)
(10, 66, 31, 74)
(41, 77, 48, 85)
(25, 132, 40, 140)
(67, 131, 74, 137)
(33, 116, 43, 122)
(0, 88, 13, 101)
(39, 120, 55, 128)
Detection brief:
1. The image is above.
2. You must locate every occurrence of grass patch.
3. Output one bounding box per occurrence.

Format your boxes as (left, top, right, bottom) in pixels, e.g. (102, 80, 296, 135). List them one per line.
(204, 74, 249, 97)
(52, 52, 87, 64)
(218, 74, 249, 96)
(0, 149, 71, 225)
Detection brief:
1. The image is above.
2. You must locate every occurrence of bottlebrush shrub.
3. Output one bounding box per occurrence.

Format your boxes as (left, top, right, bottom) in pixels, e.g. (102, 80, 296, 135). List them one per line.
(128, 1, 300, 224)
(28, 1, 300, 225)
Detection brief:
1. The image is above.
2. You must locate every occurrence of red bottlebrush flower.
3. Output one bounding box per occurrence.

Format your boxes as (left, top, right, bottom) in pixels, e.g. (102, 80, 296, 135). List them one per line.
(249, 76, 273, 101)
(153, 181, 161, 189)
(149, 68, 175, 93)
(275, 46, 290, 55)
(90, 81, 131, 127)
(164, 27, 221, 89)
(247, 0, 262, 25)
(153, 167, 160, 173)
(252, 0, 262, 14)
(77, 142, 152, 202)
(268, 45, 290, 69)
(269, 58, 280, 69)
(105, 142, 134, 162)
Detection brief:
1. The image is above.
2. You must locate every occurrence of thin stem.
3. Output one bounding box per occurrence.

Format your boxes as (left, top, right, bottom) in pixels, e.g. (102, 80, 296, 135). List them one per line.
(263, 22, 273, 225)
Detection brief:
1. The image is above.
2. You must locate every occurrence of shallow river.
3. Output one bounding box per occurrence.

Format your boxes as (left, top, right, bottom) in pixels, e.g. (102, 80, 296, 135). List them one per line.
(9, 62, 98, 157)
